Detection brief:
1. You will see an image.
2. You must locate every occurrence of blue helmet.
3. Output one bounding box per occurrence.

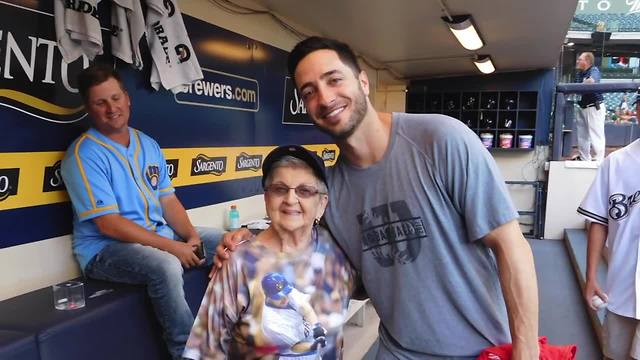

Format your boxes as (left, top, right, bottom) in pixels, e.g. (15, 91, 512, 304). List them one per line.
(261, 272, 293, 300)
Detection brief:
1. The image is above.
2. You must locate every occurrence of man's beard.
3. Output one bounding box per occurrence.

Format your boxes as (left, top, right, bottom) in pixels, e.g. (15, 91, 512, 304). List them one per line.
(315, 87, 368, 140)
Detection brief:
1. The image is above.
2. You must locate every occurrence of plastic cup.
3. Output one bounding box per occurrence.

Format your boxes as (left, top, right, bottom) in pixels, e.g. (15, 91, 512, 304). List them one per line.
(480, 133, 493, 148)
(53, 281, 85, 310)
(518, 134, 533, 149)
(499, 133, 513, 148)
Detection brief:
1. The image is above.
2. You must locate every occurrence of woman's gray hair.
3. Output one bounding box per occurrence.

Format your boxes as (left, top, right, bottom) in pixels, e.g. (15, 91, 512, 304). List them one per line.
(264, 155, 329, 194)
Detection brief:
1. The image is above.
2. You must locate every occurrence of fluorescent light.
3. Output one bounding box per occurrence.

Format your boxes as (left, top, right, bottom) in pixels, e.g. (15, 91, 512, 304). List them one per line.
(442, 15, 484, 51)
(474, 55, 495, 74)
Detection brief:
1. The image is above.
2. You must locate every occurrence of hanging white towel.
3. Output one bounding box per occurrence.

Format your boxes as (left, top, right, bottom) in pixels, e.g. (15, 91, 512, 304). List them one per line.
(54, 0, 103, 63)
(144, 0, 203, 94)
(110, 0, 145, 69)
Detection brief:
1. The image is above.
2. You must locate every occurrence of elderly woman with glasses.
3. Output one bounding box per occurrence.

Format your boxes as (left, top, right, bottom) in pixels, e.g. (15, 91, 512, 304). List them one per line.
(183, 145, 355, 360)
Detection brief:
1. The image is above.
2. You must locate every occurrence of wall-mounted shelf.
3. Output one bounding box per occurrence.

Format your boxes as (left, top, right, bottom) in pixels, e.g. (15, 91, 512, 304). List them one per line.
(408, 90, 538, 150)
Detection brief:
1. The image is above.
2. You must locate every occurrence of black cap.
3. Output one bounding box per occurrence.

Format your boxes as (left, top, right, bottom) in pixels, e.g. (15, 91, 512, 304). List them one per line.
(262, 145, 327, 188)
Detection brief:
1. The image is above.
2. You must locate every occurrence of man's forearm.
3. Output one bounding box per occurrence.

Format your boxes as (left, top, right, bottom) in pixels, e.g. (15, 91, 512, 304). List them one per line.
(495, 238, 539, 357)
(586, 223, 607, 281)
(484, 221, 539, 359)
(160, 194, 198, 241)
(93, 213, 175, 251)
(300, 301, 319, 324)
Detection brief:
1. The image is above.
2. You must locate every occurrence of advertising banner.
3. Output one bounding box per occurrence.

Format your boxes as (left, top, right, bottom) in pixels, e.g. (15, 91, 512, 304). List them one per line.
(0, 0, 334, 248)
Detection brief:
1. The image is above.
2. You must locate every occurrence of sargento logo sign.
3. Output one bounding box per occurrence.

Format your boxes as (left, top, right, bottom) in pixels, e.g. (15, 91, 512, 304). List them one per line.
(0, 2, 89, 123)
(191, 154, 227, 176)
(235, 152, 262, 172)
(43, 160, 65, 192)
(166, 159, 179, 179)
(174, 68, 259, 112)
(321, 149, 336, 161)
(0, 168, 20, 202)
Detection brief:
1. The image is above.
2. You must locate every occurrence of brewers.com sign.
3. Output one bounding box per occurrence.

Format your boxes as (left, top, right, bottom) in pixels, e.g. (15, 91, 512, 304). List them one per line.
(0, 1, 88, 123)
(175, 68, 259, 112)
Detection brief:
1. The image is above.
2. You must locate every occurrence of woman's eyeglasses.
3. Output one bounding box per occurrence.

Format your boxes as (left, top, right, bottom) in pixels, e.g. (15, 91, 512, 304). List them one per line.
(264, 184, 326, 199)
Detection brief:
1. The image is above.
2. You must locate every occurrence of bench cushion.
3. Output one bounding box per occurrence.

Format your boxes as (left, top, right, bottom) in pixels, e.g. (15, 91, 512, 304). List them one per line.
(0, 329, 39, 360)
(0, 267, 211, 360)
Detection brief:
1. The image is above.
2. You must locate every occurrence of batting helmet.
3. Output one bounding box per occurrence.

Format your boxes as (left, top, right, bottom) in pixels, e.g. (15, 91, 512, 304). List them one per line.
(261, 272, 293, 300)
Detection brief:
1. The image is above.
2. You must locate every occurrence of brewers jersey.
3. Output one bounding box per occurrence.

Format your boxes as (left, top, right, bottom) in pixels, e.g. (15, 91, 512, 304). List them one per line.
(111, 0, 145, 69)
(145, 0, 203, 93)
(54, 0, 103, 62)
(578, 139, 640, 319)
(261, 288, 314, 352)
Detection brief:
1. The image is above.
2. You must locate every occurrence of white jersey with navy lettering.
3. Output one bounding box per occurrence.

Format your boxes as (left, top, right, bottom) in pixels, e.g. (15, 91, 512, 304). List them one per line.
(111, 0, 146, 69)
(578, 139, 640, 319)
(145, 0, 203, 93)
(54, 0, 103, 62)
(261, 289, 316, 358)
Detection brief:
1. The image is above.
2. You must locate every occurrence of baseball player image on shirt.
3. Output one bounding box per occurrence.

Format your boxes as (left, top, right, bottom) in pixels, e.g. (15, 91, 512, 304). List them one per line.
(261, 272, 327, 359)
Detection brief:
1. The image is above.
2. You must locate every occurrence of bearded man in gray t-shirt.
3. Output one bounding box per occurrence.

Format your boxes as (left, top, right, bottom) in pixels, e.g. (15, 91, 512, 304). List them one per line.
(218, 37, 540, 359)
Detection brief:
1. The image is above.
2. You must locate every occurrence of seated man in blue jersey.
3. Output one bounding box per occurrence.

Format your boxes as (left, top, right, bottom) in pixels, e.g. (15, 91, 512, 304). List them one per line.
(60, 63, 222, 360)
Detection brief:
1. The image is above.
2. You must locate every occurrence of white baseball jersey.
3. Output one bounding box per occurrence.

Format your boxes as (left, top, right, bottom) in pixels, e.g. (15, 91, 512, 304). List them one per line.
(54, 0, 103, 63)
(144, 0, 203, 93)
(578, 139, 640, 319)
(261, 289, 313, 347)
(111, 0, 145, 69)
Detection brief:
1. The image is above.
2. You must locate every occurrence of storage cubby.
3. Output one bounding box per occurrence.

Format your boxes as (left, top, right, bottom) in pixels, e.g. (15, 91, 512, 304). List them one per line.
(517, 110, 536, 129)
(480, 92, 499, 110)
(497, 130, 516, 149)
(500, 92, 518, 110)
(518, 91, 538, 110)
(462, 92, 480, 110)
(461, 111, 478, 128)
(479, 111, 497, 129)
(516, 130, 535, 148)
(406, 90, 538, 151)
(498, 111, 517, 129)
(426, 93, 442, 112)
(443, 93, 461, 111)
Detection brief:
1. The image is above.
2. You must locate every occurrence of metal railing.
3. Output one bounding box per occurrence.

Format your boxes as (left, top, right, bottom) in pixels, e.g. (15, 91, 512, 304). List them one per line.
(552, 81, 640, 160)
(506, 180, 545, 239)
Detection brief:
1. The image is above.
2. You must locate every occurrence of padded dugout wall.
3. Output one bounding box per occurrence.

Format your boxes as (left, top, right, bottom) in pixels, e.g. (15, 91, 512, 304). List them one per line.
(0, 0, 336, 249)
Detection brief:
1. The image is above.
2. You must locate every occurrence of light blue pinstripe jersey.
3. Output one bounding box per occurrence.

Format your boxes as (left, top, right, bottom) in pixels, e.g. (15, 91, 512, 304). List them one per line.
(61, 127, 175, 271)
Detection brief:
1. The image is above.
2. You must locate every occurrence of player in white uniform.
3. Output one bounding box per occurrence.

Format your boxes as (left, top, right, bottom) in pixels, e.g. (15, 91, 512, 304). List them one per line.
(261, 272, 327, 358)
(579, 138, 640, 359)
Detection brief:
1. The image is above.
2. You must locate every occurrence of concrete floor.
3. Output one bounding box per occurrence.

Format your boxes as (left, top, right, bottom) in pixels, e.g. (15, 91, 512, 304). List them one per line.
(531, 238, 600, 359)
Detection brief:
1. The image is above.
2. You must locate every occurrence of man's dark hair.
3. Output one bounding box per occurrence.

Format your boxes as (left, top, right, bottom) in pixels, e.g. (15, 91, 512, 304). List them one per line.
(77, 63, 125, 104)
(288, 36, 362, 82)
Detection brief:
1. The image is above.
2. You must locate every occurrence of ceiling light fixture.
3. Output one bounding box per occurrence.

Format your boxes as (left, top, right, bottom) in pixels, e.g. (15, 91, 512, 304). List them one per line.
(442, 15, 484, 51)
(473, 55, 495, 74)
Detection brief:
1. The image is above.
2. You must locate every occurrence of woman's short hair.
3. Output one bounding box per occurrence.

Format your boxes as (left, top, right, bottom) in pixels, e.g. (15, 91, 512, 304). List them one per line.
(264, 155, 329, 194)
